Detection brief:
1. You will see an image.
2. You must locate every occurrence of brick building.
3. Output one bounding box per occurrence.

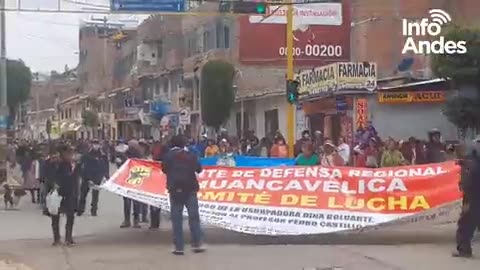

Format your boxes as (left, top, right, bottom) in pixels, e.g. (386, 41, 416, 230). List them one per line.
(346, 0, 480, 141)
(351, 0, 480, 77)
(23, 73, 79, 140)
(136, 3, 303, 140)
(77, 19, 118, 95)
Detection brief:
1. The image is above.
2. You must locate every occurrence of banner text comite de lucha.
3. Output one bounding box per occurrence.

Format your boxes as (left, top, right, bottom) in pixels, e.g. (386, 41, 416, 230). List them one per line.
(102, 159, 462, 235)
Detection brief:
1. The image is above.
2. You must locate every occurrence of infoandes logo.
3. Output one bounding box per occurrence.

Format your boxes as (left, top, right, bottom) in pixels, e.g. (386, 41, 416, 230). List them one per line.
(402, 9, 467, 55)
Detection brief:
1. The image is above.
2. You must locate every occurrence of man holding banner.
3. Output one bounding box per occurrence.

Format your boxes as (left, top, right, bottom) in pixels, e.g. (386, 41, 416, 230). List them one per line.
(162, 135, 205, 255)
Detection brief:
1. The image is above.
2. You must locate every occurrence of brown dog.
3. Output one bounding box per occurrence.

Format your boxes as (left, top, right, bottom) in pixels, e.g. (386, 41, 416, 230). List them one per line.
(3, 184, 26, 210)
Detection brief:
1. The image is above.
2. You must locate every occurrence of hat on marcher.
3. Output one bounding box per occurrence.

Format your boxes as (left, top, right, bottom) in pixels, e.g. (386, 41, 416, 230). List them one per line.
(324, 140, 337, 149)
(428, 128, 441, 134)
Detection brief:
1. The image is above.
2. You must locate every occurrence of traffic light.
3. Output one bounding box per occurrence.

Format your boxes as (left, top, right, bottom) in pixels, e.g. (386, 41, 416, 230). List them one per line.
(286, 79, 300, 104)
(219, 1, 268, 14)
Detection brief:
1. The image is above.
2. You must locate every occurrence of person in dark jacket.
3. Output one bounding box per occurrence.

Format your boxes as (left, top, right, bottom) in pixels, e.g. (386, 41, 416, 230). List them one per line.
(149, 140, 168, 231)
(41, 148, 60, 215)
(453, 138, 480, 258)
(162, 135, 205, 255)
(120, 140, 143, 228)
(49, 145, 80, 246)
(294, 130, 312, 157)
(425, 129, 446, 163)
(78, 140, 109, 216)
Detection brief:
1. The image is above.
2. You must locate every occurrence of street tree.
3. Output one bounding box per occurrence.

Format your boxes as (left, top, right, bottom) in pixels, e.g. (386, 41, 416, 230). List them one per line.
(82, 97, 100, 137)
(200, 60, 235, 130)
(431, 25, 480, 133)
(6, 59, 32, 123)
(82, 109, 99, 137)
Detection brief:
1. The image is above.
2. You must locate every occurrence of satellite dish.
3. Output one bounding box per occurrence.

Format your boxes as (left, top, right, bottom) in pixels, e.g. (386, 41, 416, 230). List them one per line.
(397, 57, 414, 72)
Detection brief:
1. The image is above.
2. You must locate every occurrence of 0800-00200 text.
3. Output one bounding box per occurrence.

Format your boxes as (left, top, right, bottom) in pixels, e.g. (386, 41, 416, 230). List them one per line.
(278, 44, 343, 57)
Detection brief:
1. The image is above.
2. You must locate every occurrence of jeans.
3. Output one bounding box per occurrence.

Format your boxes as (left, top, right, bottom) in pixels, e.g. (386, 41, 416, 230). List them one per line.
(141, 203, 148, 222)
(150, 206, 161, 228)
(78, 178, 100, 213)
(456, 199, 480, 255)
(170, 192, 203, 251)
(123, 197, 140, 222)
(51, 210, 75, 242)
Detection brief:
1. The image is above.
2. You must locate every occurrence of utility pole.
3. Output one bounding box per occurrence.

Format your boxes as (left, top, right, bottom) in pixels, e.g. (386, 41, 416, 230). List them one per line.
(286, 1, 295, 157)
(0, 0, 8, 181)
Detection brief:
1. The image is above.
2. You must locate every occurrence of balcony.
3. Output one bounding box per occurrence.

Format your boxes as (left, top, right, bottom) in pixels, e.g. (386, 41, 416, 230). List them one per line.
(183, 48, 234, 73)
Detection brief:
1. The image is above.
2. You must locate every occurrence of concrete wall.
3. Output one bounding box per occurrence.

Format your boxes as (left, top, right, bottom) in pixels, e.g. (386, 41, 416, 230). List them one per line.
(227, 95, 288, 139)
(366, 94, 458, 141)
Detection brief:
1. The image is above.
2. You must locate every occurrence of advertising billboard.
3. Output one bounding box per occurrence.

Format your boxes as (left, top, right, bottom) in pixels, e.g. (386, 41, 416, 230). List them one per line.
(239, 1, 351, 66)
(296, 62, 377, 96)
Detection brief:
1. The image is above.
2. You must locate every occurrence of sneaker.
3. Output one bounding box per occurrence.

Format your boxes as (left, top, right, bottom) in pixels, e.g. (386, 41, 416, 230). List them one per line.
(192, 245, 207, 253)
(65, 240, 76, 247)
(172, 250, 185, 256)
(452, 251, 473, 258)
(76, 211, 84, 217)
(132, 220, 141, 228)
(120, 221, 131, 228)
(148, 226, 159, 231)
(52, 241, 62, 246)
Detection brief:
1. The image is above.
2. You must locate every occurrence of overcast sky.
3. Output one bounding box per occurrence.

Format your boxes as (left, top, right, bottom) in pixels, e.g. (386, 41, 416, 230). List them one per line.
(4, 0, 143, 73)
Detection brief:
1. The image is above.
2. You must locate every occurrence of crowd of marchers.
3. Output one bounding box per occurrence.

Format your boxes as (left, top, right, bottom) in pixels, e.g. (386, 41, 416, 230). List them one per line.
(2, 136, 205, 254)
(1, 121, 479, 257)
(191, 122, 455, 168)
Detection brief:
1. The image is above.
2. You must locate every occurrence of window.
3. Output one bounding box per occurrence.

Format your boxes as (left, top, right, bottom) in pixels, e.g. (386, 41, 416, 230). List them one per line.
(157, 40, 163, 59)
(264, 109, 279, 138)
(236, 112, 249, 137)
(216, 22, 222, 48)
(224, 26, 230, 48)
(203, 30, 211, 52)
(187, 36, 196, 57)
(154, 80, 161, 96)
(163, 80, 169, 98)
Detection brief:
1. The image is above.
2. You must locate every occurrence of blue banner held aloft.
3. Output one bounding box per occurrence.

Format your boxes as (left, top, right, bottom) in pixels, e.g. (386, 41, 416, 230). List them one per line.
(201, 155, 295, 167)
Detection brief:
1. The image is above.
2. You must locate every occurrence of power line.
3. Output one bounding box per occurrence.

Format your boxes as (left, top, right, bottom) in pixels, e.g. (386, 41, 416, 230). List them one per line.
(61, 0, 109, 9)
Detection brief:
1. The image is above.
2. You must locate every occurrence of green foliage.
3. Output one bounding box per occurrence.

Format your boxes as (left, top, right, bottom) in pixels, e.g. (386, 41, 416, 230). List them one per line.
(200, 60, 235, 129)
(431, 26, 480, 130)
(431, 26, 480, 86)
(443, 96, 480, 131)
(82, 110, 99, 128)
(6, 59, 32, 119)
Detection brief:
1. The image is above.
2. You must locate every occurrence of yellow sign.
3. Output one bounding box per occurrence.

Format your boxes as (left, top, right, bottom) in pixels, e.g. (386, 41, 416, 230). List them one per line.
(378, 91, 445, 104)
(296, 62, 377, 96)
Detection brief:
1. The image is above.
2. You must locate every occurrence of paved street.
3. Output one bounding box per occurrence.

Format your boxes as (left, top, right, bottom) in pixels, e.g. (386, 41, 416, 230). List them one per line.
(0, 190, 479, 270)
